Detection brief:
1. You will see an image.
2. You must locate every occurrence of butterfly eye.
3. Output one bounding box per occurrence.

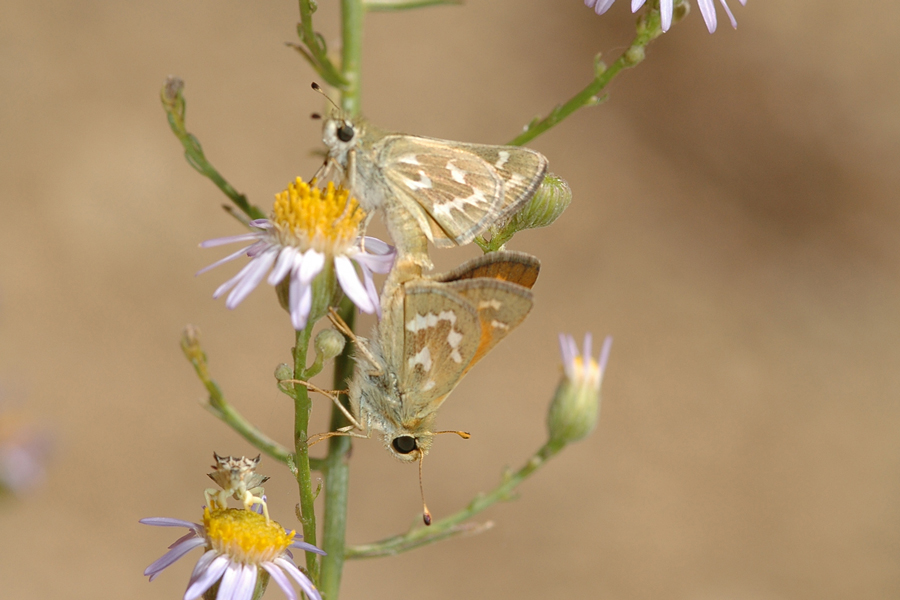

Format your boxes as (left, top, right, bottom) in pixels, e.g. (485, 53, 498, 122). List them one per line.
(392, 436, 417, 455)
(337, 123, 355, 143)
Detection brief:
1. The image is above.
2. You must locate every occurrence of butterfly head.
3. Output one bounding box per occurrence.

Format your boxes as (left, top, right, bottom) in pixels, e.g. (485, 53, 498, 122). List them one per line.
(384, 430, 434, 462)
(321, 115, 365, 168)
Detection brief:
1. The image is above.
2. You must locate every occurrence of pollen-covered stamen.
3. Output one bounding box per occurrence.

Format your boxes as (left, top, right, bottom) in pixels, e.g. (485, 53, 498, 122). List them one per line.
(271, 178, 364, 254)
(204, 508, 295, 565)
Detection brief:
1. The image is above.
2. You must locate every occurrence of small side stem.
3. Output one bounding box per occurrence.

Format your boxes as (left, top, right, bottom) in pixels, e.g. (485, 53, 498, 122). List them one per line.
(160, 77, 266, 221)
(346, 440, 566, 558)
(181, 326, 293, 464)
(507, 11, 663, 147)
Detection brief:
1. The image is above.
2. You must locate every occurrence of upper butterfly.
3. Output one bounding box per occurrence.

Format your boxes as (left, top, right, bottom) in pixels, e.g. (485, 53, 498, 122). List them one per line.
(317, 99, 548, 271)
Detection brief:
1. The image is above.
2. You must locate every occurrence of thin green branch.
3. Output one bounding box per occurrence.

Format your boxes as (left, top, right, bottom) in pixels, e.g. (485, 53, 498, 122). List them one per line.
(291, 326, 320, 583)
(295, 0, 349, 88)
(345, 440, 566, 558)
(180, 326, 293, 464)
(160, 77, 266, 221)
(507, 10, 664, 147)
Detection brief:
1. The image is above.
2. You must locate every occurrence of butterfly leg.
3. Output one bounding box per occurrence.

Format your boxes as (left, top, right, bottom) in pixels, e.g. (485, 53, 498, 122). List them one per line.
(307, 425, 370, 447)
(327, 308, 384, 376)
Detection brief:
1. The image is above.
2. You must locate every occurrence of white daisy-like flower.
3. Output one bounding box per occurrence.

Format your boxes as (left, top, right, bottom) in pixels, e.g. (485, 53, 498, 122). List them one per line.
(585, 0, 746, 33)
(547, 333, 613, 445)
(142, 507, 325, 600)
(199, 178, 396, 330)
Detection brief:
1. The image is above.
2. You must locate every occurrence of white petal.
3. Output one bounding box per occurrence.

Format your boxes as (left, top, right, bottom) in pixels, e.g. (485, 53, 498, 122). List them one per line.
(274, 557, 322, 600)
(197, 241, 264, 277)
(215, 562, 241, 600)
(199, 232, 262, 249)
(354, 250, 395, 275)
(289, 275, 313, 330)
(659, 0, 673, 30)
(261, 562, 297, 600)
(188, 549, 220, 584)
(335, 256, 374, 314)
(225, 249, 278, 309)
(697, 0, 717, 32)
(298, 249, 325, 285)
(360, 265, 381, 318)
(231, 564, 257, 600)
(631, 0, 646, 12)
(718, 0, 738, 28)
(184, 555, 228, 600)
(590, 0, 616, 15)
(144, 537, 205, 580)
(139, 517, 198, 528)
(268, 246, 299, 286)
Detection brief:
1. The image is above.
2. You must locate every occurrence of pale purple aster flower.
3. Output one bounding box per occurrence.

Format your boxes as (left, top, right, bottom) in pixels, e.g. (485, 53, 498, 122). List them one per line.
(199, 178, 395, 331)
(585, 0, 746, 33)
(142, 507, 325, 600)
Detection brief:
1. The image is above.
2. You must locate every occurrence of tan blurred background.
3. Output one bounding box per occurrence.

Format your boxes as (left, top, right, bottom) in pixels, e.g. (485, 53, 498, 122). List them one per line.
(2, 0, 899, 598)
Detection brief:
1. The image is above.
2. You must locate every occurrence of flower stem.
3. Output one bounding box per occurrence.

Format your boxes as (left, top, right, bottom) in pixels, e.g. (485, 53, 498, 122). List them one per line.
(345, 440, 567, 558)
(507, 11, 663, 147)
(180, 326, 295, 464)
(340, 0, 365, 117)
(292, 326, 320, 582)
(294, 0, 348, 88)
(159, 77, 266, 221)
(319, 299, 357, 600)
(318, 0, 365, 595)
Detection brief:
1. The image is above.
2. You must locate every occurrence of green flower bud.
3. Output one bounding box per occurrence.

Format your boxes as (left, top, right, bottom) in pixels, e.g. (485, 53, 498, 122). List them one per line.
(273, 363, 294, 383)
(547, 333, 612, 446)
(481, 174, 572, 251)
(314, 328, 346, 363)
(508, 173, 571, 232)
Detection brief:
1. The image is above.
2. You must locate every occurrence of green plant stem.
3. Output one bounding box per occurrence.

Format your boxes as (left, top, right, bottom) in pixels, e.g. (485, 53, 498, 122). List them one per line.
(317, 2, 365, 596)
(292, 326, 320, 583)
(319, 299, 357, 599)
(345, 440, 566, 558)
(295, 0, 348, 88)
(340, 0, 365, 117)
(181, 327, 295, 465)
(160, 78, 266, 221)
(507, 11, 663, 147)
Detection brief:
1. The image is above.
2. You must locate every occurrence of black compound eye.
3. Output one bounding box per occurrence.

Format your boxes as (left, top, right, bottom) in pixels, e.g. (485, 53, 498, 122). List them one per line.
(337, 123, 355, 142)
(392, 436, 417, 455)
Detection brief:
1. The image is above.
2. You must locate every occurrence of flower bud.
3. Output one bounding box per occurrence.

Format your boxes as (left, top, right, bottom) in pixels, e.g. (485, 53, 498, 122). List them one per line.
(546, 333, 612, 446)
(273, 363, 294, 383)
(483, 174, 572, 250)
(508, 174, 572, 232)
(314, 328, 346, 362)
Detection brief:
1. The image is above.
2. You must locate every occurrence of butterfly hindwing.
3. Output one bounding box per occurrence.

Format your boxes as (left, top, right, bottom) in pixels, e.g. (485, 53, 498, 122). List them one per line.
(399, 282, 481, 416)
(432, 250, 540, 289)
(442, 277, 534, 371)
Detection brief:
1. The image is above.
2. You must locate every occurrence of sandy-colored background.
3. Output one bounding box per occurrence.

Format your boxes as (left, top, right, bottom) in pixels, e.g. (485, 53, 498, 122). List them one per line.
(1, 1, 898, 598)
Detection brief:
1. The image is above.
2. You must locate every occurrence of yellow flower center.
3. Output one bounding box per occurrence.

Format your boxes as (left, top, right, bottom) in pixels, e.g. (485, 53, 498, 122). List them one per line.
(571, 356, 601, 390)
(271, 178, 364, 254)
(204, 507, 295, 565)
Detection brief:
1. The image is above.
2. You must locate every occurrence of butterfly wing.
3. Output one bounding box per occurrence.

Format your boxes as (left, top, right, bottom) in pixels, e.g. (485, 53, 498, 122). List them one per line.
(443, 277, 534, 372)
(432, 250, 540, 289)
(399, 282, 481, 420)
(379, 136, 548, 247)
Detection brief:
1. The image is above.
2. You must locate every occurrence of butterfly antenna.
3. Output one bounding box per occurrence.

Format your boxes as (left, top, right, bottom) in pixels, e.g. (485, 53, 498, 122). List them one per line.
(419, 455, 432, 526)
(311, 82, 342, 116)
(434, 430, 471, 440)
